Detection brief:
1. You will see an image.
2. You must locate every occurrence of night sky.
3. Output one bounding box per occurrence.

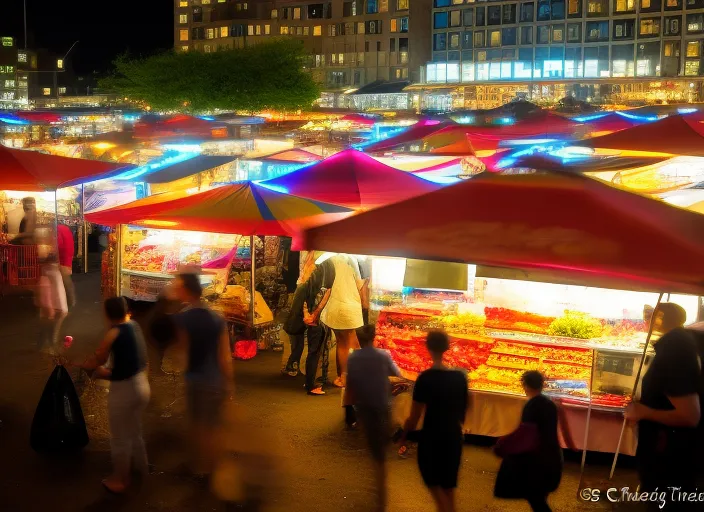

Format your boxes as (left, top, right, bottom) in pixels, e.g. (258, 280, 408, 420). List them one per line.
(0, 0, 174, 74)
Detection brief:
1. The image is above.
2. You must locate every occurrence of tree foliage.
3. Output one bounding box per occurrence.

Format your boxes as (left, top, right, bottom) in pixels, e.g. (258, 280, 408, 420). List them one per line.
(99, 40, 319, 113)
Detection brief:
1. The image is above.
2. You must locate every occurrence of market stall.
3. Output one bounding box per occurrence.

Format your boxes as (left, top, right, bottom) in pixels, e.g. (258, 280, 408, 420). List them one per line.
(0, 144, 133, 282)
(86, 182, 350, 334)
(300, 171, 704, 458)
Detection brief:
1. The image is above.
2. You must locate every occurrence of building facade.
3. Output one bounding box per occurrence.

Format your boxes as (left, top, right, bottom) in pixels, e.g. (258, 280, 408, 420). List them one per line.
(0, 37, 36, 110)
(413, 0, 704, 110)
(174, 0, 431, 91)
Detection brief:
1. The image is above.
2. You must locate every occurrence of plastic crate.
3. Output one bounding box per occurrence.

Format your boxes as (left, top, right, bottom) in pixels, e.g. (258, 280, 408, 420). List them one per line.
(0, 244, 40, 287)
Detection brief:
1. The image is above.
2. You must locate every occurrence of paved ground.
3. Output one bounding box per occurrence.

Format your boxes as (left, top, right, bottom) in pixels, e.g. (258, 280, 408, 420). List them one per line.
(0, 272, 639, 511)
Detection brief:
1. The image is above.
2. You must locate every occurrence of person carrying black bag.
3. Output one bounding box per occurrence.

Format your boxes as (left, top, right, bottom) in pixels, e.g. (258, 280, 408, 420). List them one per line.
(494, 371, 562, 512)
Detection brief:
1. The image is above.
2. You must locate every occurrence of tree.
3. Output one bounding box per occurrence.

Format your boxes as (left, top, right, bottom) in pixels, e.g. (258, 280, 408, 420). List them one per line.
(99, 40, 319, 113)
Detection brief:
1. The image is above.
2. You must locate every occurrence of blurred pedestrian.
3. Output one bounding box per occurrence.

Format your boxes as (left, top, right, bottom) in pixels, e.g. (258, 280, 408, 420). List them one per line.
(36, 254, 68, 354)
(399, 330, 469, 512)
(56, 222, 76, 309)
(347, 324, 401, 511)
(170, 272, 234, 476)
(625, 303, 701, 510)
(493, 371, 562, 512)
(11, 197, 37, 245)
(77, 296, 150, 493)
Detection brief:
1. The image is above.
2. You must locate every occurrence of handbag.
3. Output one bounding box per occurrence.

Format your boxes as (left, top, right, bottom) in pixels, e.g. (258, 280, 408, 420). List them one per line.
(494, 422, 540, 458)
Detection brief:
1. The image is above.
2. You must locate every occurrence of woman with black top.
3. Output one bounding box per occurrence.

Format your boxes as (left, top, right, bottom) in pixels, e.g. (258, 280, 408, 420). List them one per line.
(400, 330, 469, 512)
(78, 296, 150, 493)
(493, 371, 562, 512)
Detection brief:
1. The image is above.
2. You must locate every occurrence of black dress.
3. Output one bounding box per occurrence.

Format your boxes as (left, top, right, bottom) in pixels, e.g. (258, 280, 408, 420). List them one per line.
(494, 394, 563, 500)
(412, 368, 468, 489)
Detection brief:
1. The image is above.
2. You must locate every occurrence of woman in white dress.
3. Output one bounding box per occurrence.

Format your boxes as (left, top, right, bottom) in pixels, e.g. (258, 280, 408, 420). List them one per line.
(306, 254, 364, 388)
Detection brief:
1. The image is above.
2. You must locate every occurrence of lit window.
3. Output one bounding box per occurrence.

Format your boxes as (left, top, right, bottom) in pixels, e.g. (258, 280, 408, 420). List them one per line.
(304, 26, 310, 35)
(687, 41, 701, 57)
(4, 80, 15, 87)
(220, 26, 228, 37)
(615, 0, 635, 11)
(265, 24, 271, 34)
(256, 25, 261, 35)
(248, 25, 254, 36)
(312, 25, 321, 36)
(450, 10, 461, 26)
(1, 37, 13, 47)
(395, 68, 401, 79)
(179, 30, 188, 42)
(280, 26, 289, 35)
(181, 46, 189, 52)
(568, 0, 580, 14)
(204, 45, 212, 53)
(206, 28, 215, 39)
(243, 3, 248, 9)
(391, 19, 398, 32)
(294, 7, 301, 19)
(339, 53, 344, 64)
(17, 53, 27, 63)
(179, 0, 188, 6)
(380, 0, 389, 11)
(180, 14, 188, 24)
(358, 22, 365, 34)
(642, 0, 651, 6)
(43, 88, 51, 96)
(398, 0, 409, 8)
(552, 27, 563, 42)
(640, 18, 659, 35)
(58, 87, 66, 94)
(271, 9, 278, 18)
(236, 2, 242, 9)
(685, 60, 700, 75)
(490, 30, 501, 46)
(57, 59, 64, 69)
(202, 0, 210, 3)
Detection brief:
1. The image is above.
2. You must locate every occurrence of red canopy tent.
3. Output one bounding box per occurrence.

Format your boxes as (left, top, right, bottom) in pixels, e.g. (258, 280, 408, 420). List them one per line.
(134, 114, 226, 139)
(362, 119, 451, 153)
(0, 145, 133, 191)
(85, 181, 350, 236)
(14, 111, 63, 124)
(577, 115, 704, 156)
(302, 172, 704, 295)
(260, 148, 321, 163)
(260, 149, 441, 209)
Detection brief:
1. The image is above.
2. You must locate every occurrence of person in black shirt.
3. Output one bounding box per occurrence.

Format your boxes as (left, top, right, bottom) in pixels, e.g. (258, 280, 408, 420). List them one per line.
(400, 330, 469, 512)
(283, 260, 327, 395)
(493, 371, 562, 512)
(625, 302, 701, 509)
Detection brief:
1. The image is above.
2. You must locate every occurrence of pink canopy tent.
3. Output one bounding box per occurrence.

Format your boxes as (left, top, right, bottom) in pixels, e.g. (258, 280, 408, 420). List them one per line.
(260, 149, 441, 209)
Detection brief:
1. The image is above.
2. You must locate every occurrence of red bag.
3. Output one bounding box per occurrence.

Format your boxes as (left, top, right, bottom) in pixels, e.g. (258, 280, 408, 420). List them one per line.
(233, 340, 257, 360)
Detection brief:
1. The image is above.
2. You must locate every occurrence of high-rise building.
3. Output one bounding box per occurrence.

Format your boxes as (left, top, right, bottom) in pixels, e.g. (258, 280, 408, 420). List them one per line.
(410, 0, 704, 111)
(174, 0, 431, 95)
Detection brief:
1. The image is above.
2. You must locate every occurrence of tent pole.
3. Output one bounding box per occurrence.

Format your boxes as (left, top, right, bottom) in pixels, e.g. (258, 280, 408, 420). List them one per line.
(578, 352, 597, 479)
(82, 184, 88, 274)
(250, 235, 255, 332)
(609, 291, 664, 480)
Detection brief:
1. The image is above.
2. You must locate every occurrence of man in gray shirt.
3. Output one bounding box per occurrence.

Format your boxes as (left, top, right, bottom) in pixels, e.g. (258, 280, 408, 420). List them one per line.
(347, 324, 402, 512)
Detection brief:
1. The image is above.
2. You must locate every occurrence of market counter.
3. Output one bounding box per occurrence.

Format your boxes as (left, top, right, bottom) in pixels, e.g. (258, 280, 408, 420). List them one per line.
(391, 388, 637, 456)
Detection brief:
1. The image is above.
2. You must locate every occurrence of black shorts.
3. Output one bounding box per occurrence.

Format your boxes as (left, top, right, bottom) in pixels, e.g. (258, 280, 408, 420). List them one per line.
(187, 381, 226, 426)
(356, 406, 390, 462)
(417, 437, 463, 489)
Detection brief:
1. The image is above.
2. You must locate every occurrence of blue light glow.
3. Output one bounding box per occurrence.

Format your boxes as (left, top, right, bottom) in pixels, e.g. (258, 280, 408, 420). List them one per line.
(677, 108, 698, 115)
(615, 111, 659, 122)
(415, 174, 461, 184)
(0, 115, 29, 125)
(573, 113, 610, 123)
(499, 138, 559, 147)
(122, 115, 142, 122)
(254, 181, 289, 194)
(454, 116, 475, 125)
(114, 152, 199, 180)
(199, 115, 215, 121)
(498, 117, 514, 125)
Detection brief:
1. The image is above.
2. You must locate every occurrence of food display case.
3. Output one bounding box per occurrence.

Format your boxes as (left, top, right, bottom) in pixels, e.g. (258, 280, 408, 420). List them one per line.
(370, 256, 700, 454)
(117, 225, 275, 326)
